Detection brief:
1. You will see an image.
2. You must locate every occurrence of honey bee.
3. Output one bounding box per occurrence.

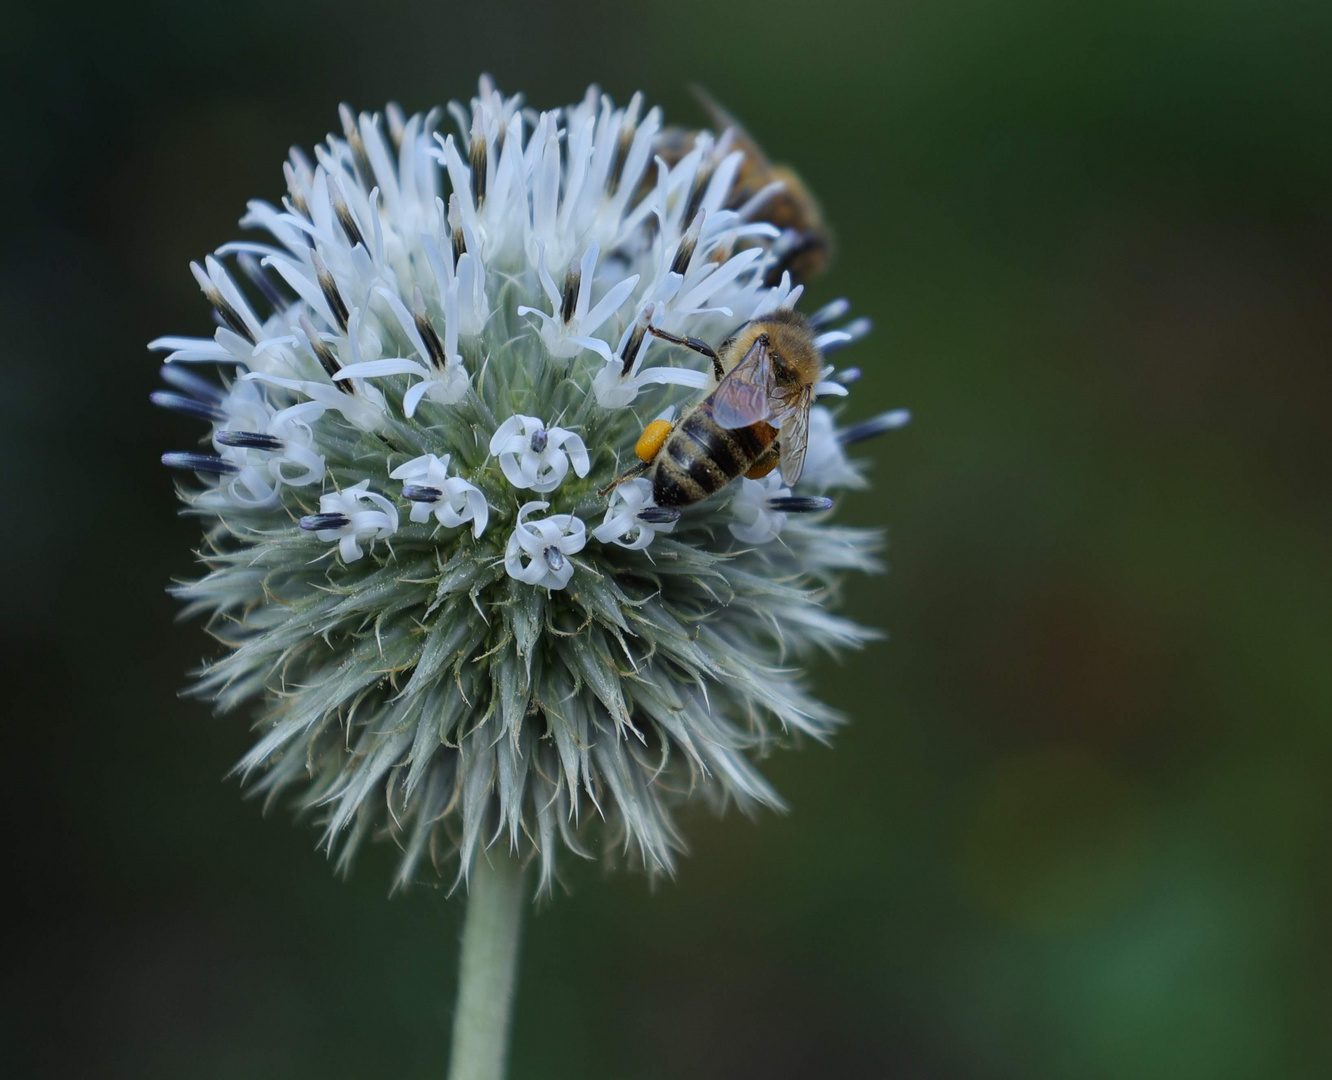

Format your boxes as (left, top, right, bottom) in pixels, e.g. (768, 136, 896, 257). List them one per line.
(622, 308, 823, 508)
(653, 89, 833, 288)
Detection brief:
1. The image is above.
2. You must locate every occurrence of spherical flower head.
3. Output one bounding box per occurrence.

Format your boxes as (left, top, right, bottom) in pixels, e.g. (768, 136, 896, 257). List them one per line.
(154, 77, 905, 893)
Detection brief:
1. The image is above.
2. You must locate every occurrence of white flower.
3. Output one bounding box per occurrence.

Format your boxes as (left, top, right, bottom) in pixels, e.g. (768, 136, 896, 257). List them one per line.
(799, 406, 866, 492)
(239, 308, 392, 432)
(433, 87, 528, 264)
(422, 197, 490, 339)
(203, 381, 326, 507)
(517, 240, 639, 360)
(588, 303, 711, 409)
(389, 454, 489, 537)
(157, 79, 897, 895)
(488, 415, 590, 493)
(242, 370, 388, 431)
(190, 255, 264, 343)
(504, 501, 587, 590)
(304, 480, 399, 562)
(729, 474, 790, 545)
(593, 478, 674, 550)
(148, 257, 310, 381)
(331, 287, 470, 416)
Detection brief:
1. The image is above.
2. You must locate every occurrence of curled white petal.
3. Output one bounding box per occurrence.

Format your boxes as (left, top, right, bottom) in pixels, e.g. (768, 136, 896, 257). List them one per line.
(504, 501, 587, 590)
(729, 474, 789, 545)
(313, 480, 400, 561)
(592, 478, 674, 550)
(390, 453, 490, 537)
(488, 415, 591, 493)
(437, 478, 490, 538)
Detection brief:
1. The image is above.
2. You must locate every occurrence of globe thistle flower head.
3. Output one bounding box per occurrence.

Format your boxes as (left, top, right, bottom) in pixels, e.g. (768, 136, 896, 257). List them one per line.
(155, 77, 907, 894)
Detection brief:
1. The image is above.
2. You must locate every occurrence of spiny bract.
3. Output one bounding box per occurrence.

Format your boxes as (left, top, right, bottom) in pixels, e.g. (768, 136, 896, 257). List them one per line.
(154, 78, 906, 894)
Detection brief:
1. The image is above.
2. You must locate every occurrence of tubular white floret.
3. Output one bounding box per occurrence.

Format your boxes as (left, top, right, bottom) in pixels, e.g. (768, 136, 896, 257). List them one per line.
(593, 478, 674, 550)
(588, 302, 713, 409)
(517, 240, 641, 359)
(306, 481, 399, 562)
(488, 415, 590, 493)
(389, 454, 489, 536)
(729, 474, 791, 544)
(504, 501, 587, 590)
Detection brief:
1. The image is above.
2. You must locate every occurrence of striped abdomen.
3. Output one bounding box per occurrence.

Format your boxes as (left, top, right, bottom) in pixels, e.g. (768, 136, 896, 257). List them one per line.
(651, 398, 777, 507)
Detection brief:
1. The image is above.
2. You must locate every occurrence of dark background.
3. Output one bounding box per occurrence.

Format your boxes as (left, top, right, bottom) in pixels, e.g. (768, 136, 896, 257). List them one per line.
(3, 1, 1330, 1077)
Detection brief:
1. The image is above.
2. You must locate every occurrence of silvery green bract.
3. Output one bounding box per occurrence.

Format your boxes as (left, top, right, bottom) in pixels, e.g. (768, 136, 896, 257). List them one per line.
(154, 78, 901, 893)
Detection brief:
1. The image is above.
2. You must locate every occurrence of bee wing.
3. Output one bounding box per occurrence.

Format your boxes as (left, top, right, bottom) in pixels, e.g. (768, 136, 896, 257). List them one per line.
(712, 337, 777, 430)
(777, 389, 814, 488)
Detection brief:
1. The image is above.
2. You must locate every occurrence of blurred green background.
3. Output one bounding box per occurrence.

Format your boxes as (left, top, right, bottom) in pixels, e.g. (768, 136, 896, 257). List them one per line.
(3, 0, 1330, 1077)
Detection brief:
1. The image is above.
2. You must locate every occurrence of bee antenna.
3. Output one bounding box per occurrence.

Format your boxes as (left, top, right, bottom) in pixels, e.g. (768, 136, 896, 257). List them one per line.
(686, 83, 718, 118)
(687, 84, 737, 133)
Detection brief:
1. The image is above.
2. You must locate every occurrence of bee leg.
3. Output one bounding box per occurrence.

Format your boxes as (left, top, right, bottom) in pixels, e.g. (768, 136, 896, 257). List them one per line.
(647, 325, 726, 381)
(598, 458, 650, 497)
(744, 443, 781, 480)
(599, 418, 674, 497)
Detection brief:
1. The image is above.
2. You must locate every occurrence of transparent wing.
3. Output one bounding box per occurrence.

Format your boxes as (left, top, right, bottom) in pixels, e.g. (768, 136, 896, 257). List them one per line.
(711, 337, 776, 429)
(778, 389, 813, 487)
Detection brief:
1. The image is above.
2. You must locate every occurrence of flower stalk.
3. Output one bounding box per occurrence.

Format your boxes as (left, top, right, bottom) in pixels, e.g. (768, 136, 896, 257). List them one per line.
(448, 852, 527, 1080)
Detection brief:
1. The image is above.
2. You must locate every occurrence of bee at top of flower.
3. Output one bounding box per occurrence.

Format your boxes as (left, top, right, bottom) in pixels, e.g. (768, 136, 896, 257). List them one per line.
(154, 76, 909, 894)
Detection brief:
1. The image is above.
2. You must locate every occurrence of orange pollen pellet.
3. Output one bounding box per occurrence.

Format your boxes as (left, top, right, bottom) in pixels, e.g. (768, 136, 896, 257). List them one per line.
(634, 419, 674, 462)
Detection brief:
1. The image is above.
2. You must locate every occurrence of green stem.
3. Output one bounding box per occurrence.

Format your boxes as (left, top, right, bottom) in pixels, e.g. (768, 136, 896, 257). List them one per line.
(447, 850, 527, 1080)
